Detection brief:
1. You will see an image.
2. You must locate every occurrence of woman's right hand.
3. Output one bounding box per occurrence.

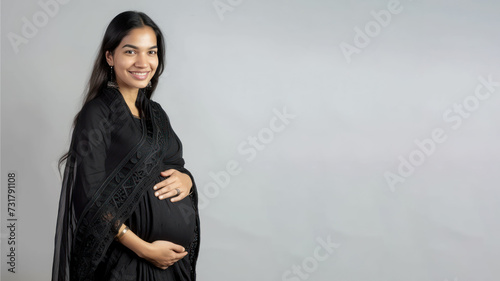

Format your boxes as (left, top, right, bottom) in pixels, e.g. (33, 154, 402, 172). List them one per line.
(141, 240, 188, 270)
(115, 225, 187, 270)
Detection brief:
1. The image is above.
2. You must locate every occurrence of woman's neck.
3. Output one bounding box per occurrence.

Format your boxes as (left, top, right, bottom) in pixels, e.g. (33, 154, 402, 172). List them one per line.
(119, 88, 139, 104)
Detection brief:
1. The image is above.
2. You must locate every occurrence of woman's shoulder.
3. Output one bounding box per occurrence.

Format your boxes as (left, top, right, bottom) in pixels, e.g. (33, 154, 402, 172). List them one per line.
(76, 94, 116, 129)
(148, 99, 174, 125)
(149, 99, 167, 114)
(148, 98, 161, 108)
(79, 88, 122, 117)
(79, 97, 110, 119)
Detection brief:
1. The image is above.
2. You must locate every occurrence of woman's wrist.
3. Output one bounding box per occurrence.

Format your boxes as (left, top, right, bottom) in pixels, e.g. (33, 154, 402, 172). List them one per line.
(116, 225, 151, 259)
(136, 240, 152, 259)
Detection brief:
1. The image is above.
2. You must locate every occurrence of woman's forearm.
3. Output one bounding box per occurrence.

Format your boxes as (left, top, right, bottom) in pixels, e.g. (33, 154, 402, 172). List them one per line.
(114, 224, 188, 269)
(115, 224, 151, 258)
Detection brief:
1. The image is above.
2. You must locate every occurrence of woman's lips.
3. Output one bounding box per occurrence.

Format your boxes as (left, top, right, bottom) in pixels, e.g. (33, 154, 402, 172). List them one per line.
(129, 71, 150, 80)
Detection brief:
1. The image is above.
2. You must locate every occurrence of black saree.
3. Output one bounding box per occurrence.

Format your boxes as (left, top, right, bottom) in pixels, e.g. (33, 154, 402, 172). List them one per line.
(52, 88, 200, 281)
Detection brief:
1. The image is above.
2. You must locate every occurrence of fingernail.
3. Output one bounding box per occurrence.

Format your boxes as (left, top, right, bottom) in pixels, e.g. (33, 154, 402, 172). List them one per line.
(155, 192, 159, 196)
(159, 195, 163, 199)
(153, 185, 157, 190)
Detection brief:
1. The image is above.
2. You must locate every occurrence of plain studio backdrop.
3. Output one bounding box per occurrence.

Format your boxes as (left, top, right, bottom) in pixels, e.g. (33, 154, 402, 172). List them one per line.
(1, 0, 500, 280)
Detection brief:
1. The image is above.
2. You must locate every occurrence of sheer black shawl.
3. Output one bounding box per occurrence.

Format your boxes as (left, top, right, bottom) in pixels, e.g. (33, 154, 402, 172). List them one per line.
(52, 88, 200, 281)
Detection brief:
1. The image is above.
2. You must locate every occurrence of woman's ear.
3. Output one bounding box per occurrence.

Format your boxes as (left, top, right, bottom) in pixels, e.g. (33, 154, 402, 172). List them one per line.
(105, 51, 114, 66)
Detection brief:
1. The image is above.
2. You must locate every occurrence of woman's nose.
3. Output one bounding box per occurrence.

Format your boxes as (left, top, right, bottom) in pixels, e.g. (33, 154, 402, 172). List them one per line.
(135, 54, 148, 68)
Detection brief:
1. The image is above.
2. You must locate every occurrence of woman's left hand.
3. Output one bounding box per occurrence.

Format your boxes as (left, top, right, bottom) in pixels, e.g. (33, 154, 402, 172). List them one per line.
(154, 169, 193, 202)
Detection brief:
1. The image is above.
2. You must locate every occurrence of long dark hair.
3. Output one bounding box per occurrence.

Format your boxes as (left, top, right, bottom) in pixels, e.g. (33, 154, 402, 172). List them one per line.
(57, 11, 166, 174)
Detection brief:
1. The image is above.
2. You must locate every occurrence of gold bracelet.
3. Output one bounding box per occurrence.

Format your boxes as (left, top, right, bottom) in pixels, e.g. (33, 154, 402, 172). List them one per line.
(115, 225, 129, 240)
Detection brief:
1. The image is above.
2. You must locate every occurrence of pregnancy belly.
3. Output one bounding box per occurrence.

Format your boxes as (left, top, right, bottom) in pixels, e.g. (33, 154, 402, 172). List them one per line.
(127, 187, 197, 249)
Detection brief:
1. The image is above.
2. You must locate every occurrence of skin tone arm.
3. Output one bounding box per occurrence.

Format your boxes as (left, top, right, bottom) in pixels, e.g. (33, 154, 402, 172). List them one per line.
(115, 224, 188, 270)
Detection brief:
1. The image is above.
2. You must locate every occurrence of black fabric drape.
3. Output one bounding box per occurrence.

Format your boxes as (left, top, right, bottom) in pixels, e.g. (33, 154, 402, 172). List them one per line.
(52, 88, 200, 281)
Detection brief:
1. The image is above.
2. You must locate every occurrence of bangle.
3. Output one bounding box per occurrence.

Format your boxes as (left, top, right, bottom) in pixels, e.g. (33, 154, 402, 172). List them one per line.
(115, 225, 129, 240)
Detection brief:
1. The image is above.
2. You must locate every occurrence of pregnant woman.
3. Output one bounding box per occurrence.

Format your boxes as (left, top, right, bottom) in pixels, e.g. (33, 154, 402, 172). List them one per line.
(51, 11, 200, 281)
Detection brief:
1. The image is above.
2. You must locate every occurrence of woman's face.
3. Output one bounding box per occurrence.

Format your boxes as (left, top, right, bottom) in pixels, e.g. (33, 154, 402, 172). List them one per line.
(106, 26, 159, 94)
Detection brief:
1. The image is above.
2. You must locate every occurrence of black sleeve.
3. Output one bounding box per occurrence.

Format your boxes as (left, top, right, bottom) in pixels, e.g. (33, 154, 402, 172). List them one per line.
(70, 98, 112, 220)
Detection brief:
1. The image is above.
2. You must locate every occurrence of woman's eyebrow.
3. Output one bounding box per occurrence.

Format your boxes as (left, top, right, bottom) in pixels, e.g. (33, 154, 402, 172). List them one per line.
(122, 44, 158, 49)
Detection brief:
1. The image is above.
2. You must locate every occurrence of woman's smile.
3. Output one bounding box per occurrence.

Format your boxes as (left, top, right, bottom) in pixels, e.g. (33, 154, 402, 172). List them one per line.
(129, 71, 151, 80)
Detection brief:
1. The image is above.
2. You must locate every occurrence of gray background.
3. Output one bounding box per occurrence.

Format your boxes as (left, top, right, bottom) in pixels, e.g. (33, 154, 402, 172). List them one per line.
(2, 0, 500, 280)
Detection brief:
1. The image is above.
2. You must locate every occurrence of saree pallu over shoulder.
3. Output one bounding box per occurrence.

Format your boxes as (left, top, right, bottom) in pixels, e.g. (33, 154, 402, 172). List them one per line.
(52, 88, 200, 281)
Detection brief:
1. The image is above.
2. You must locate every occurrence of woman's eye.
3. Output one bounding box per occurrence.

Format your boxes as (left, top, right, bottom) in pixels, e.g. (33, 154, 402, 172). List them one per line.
(125, 50, 136, 54)
(149, 50, 157, 55)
